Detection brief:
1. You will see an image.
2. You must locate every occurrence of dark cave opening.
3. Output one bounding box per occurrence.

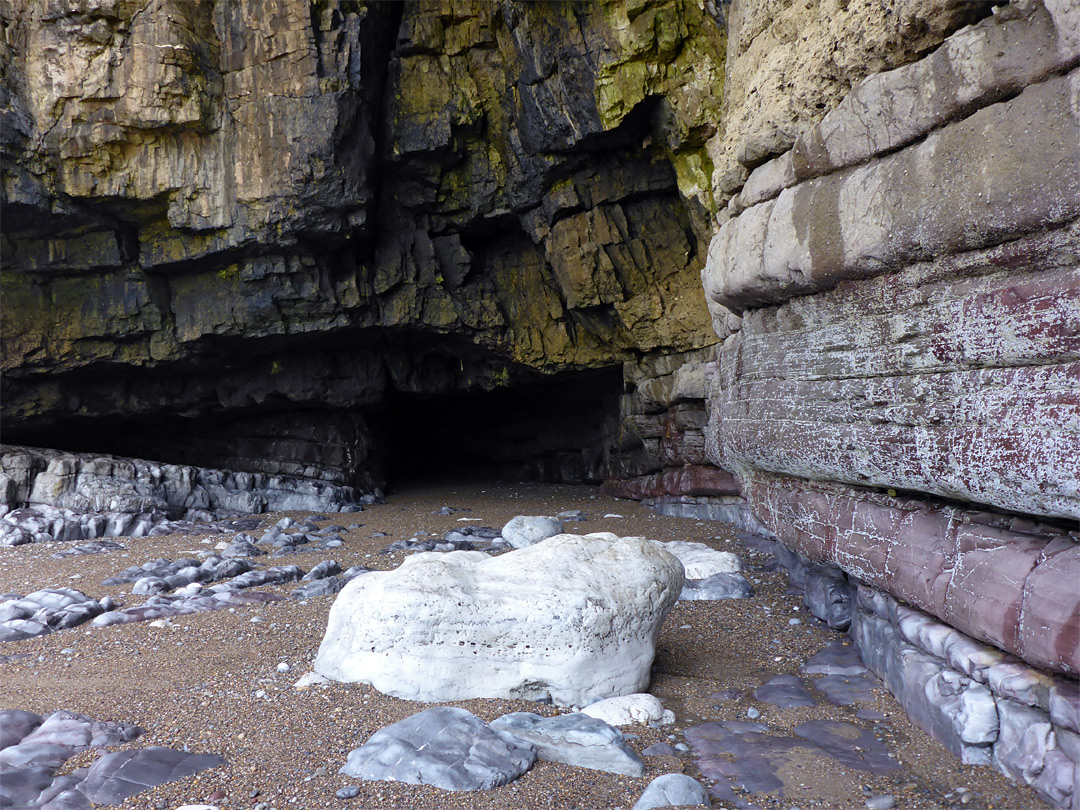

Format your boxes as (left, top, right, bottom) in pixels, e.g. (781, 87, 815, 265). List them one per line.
(2, 363, 626, 496)
(373, 366, 624, 490)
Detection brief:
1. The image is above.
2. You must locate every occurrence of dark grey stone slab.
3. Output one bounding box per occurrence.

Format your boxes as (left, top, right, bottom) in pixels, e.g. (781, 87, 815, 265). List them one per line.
(753, 675, 816, 708)
(78, 747, 226, 804)
(341, 707, 535, 791)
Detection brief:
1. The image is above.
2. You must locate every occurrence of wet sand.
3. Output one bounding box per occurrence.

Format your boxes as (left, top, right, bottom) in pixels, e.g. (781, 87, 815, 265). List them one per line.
(0, 482, 1047, 810)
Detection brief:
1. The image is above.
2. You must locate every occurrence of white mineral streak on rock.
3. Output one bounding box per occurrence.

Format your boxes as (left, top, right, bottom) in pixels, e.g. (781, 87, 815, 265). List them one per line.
(313, 533, 684, 707)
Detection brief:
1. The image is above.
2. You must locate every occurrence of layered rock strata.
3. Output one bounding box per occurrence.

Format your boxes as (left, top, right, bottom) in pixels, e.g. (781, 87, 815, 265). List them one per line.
(702, 1, 1080, 802)
(1, 0, 727, 488)
(705, 0, 1079, 655)
(853, 585, 1079, 809)
(0, 445, 362, 547)
(763, 534, 1079, 809)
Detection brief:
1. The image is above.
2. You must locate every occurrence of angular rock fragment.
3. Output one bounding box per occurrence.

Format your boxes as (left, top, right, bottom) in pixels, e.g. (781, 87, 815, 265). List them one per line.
(632, 773, 711, 809)
(581, 694, 675, 727)
(679, 572, 753, 601)
(500, 516, 563, 548)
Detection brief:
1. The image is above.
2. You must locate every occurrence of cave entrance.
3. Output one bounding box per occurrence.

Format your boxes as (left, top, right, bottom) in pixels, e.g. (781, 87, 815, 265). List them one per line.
(376, 366, 623, 490)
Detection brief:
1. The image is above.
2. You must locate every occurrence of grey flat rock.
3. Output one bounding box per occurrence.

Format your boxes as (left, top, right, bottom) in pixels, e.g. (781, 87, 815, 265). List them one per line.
(800, 641, 869, 676)
(813, 673, 880, 705)
(340, 707, 535, 791)
(754, 675, 817, 708)
(490, 712, 643, 776)
(78, 747, 226, 804)
(794, 720, 899, 774)
(632, 773, 711, 809)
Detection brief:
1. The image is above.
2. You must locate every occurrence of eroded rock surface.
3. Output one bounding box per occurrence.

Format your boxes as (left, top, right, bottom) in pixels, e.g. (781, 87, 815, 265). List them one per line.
(314, 533, 684, 706)
(1, 0, 726, 489)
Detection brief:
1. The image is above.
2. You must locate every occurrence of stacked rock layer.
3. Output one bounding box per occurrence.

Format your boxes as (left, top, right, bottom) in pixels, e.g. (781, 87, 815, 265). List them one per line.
(703, 1, 1079, 805)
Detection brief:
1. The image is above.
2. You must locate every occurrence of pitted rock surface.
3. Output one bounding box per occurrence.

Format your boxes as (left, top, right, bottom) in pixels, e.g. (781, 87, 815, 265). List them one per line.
(314, 533, 684, 706)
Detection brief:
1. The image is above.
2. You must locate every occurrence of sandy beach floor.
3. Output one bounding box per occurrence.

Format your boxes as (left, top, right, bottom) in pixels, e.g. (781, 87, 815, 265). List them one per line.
(0, 482, 1047, 810)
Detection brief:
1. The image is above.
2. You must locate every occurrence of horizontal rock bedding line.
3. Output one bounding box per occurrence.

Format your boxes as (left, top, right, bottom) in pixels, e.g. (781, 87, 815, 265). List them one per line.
(706, 61, 1080, 309)
(600, 466, 741, 500)
(710, 223, 1080, 523)
(734, 0, 1079, 209)
(738, 470, 1080, 676)
(739, 504, 1079, 810)
(852, 586, 1079, 810)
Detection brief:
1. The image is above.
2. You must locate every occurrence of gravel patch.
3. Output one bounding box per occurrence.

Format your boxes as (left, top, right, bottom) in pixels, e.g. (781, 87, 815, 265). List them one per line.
(0, 482, 1049, 810)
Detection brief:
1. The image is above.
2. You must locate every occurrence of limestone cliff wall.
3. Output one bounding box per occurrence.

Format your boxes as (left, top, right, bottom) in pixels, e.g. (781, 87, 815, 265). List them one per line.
(701, 5, 1079, 802)
(1, 0, 727, 484)
(702, 0, 1079, 715)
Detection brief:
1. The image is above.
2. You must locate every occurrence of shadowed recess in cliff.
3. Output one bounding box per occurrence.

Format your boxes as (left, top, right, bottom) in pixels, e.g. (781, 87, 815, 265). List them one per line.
(374, 366, 624, 488)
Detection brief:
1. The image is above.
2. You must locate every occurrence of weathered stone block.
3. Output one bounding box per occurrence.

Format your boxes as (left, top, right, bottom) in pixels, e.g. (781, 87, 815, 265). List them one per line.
(713, 226, 1080, 521)
(744, 472, 1080, 675)
(705, 70, 1080, 309)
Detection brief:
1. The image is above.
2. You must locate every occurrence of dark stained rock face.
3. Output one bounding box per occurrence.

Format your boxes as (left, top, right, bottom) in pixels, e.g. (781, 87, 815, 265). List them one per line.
(1, 0, 727, 488)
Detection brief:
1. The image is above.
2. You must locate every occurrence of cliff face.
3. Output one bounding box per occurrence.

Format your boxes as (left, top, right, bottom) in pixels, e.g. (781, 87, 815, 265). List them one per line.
(1, 0, 725, 485)
(701, 4, 1079, 802)
(4, 0, 1080, 803)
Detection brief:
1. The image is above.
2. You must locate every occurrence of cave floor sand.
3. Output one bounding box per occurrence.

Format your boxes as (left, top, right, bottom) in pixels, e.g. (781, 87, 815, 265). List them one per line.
(0, 482, 1048, 810)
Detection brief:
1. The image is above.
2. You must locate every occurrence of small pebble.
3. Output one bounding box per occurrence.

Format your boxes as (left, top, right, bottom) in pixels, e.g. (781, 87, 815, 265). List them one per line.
(277, 662, 290, 673)
(789, 618, 802, 625)
(865, 795, 896, 810)
(747, 707, 761, 719)
(336, 785, 360, 799)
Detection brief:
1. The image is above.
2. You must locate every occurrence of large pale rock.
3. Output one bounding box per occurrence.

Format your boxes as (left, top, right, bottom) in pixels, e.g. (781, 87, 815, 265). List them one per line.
(500, 516, 563, 548)
(340, 707, 535, 792)
(313, 533, 684, 706)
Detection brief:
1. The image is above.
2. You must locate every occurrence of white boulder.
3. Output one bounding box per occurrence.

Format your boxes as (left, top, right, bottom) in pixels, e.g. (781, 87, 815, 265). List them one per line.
(580, 693, 676, 727)
(654, 541, 741, 578)
(313, 532, 684, 706)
